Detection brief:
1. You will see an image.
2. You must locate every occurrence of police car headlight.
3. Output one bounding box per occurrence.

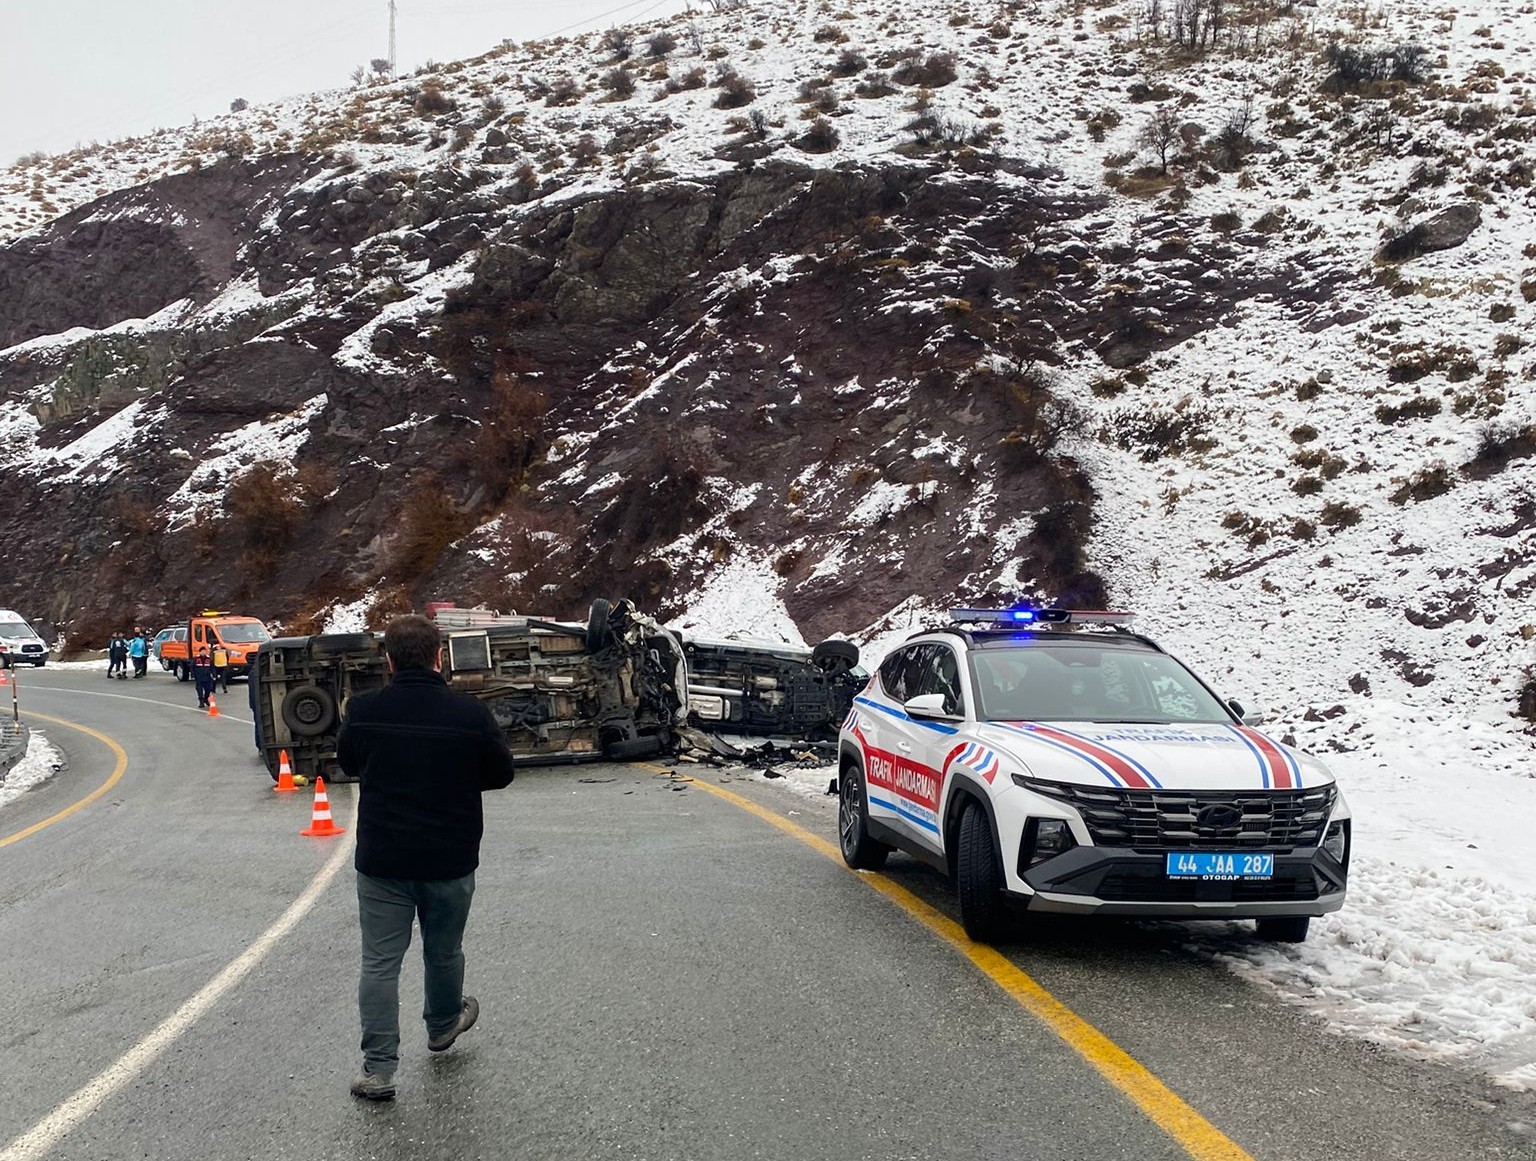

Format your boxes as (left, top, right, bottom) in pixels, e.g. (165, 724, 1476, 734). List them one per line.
(1023, 818, 1077, 868)
(1322, 820, 1349, 867)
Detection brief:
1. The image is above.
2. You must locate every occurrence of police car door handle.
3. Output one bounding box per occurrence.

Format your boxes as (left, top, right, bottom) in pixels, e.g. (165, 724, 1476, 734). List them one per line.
(897, 742, 913, 753)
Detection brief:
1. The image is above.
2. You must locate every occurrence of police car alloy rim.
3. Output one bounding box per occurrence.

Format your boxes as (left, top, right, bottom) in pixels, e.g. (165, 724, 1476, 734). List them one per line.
(838, 773, 860, 853)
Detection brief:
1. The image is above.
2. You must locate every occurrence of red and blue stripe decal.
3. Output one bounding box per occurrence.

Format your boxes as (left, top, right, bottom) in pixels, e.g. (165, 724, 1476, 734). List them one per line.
(995, 722, 1162, 789)
(1227, 726, 1302, 789)
(942, 742, 1000, 784)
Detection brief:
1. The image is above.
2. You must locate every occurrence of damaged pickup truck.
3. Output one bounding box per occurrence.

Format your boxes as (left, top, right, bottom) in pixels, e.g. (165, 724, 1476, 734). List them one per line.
(251, 599, 864, 783)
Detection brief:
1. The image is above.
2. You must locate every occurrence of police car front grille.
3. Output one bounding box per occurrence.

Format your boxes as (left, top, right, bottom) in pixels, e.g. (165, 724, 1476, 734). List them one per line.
(1018, 780, 1337, 851)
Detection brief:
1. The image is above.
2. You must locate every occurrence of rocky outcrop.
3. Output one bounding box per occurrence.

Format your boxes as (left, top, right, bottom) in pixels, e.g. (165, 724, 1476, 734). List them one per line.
(0, 148, 1333, 638)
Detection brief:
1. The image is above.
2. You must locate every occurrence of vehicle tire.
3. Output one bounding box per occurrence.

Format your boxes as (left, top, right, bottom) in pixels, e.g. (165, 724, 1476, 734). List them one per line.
(956, 800, 1008, 943)
(33, 659, 45, 668)
(605, 735, 662, 761)
(1255, 916, 1311, 943)
(586, 598, 613, 651)
(280, 686, 338, 737)
(811, 638, 859, 675)
(838, 763, 890, 871)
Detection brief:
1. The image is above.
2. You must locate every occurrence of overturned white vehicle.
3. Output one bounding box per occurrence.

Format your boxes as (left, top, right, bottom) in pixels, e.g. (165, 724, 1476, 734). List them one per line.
(251, 600, 862, 783)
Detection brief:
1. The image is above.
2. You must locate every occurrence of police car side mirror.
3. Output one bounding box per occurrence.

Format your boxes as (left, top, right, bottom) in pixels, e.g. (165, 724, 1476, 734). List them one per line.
(1228, 698, 1264, 726)
(905, 693, 957, 721)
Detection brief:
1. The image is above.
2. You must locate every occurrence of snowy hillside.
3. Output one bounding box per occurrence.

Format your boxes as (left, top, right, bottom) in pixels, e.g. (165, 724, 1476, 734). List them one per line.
(1, 0, 1534, 1089)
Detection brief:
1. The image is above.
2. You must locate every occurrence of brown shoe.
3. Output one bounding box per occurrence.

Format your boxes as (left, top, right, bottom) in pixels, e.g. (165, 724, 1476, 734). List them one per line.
(427, 995, 479, 1052)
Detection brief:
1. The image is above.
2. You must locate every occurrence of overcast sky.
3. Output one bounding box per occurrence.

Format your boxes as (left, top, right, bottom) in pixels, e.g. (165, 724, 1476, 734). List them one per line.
(5, 0, 691, 163)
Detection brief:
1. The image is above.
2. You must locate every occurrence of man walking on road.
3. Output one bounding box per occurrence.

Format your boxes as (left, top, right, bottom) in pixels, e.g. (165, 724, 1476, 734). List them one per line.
(338, 614, 515, 1102)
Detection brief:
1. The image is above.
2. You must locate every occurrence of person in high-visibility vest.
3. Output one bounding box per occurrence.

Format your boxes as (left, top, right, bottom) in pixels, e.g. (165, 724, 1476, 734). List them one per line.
(211, 644, 230, 691)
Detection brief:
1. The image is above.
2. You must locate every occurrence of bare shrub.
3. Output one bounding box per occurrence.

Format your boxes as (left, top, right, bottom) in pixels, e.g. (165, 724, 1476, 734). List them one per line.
(1463, 422, 1536, 478)
(602, 67, 636, 98)
(1389, 464, 1454, 504)
(714, 68, 756, 108)
(1103, 401, 1211, 461)
(855, 72, 896, 98)
(1325, 43, 1429, 93)
(647, 31, 677, 56)
(414, 82, 455, 116)
(547, 76, 583, 106)
(482, 94, 506, 119)
(230, 97, 249, 113)
(225, 462, 303, 565)
(601, 27, 634, 60)
(891, 51, 957, 87)
(831, 48, 866, 77)
(665, 66, 707, 93)
(815, 23, 847, 43)
(798, 115, 840, 153)
(1139, 105, 1180, 173)
(1375, 397, 1442, 423)
(463, 372, 547, 504)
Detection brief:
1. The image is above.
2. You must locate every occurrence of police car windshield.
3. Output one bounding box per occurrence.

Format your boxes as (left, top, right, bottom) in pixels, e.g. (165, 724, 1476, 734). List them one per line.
(970, 644, 1232, 724)
(217, 623, 270, 643)
(0, 621, 33, 637)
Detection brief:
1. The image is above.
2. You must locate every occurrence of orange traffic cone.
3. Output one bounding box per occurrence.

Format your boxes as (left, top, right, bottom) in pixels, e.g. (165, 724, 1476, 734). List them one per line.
(300, 776, 346, 837)
(207, 694, 220, 718)
(0, 670, 9, 687)
(274, 749, 297, 793)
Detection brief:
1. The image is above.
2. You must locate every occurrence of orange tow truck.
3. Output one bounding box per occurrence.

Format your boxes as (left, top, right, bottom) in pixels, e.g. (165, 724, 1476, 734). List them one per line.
(158, 611, 271, 682)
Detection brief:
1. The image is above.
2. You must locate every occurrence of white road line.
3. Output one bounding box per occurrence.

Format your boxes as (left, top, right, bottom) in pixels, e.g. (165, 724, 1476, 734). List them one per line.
(0, 817, 356, 1161)
(23, 686, 254, 725)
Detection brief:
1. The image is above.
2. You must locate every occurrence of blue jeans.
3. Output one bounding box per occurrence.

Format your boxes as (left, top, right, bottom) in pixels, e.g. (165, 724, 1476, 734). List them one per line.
(356, 871, 475, 1075)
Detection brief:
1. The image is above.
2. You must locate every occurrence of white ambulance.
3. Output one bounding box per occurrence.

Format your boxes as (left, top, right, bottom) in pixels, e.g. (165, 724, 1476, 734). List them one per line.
(0, 610, 49, 667)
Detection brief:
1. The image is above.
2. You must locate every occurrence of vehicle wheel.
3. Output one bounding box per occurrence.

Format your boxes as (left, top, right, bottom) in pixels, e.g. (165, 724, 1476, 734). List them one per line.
(280, 686, 338, 737)
(838, 763, 890, 871)
(33, 659, 45, 668)
(176, 662, 190, 682)
(1255, 916, 1311, 943)
(957, 801, 1008, 943)
(811, 638, 859, 675)
(605, 735, 662, 761)
(586, 598, 613, 651)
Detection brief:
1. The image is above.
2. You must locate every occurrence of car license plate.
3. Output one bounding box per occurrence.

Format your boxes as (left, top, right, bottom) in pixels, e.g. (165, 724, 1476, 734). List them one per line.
(1165, 852, 1273, 880)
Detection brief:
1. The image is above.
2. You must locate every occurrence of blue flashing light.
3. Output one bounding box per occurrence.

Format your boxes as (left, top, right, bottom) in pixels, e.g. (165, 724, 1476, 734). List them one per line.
(1010, 610, 1036, 622)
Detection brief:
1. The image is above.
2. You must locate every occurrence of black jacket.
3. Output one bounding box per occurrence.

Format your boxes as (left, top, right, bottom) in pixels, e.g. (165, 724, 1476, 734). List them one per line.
(337, 668, 514, 880)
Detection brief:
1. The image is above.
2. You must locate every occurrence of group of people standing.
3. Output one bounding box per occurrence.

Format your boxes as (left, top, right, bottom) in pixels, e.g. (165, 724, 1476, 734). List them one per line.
(106, 629, 149, 679)
(191, 646, 230, 708)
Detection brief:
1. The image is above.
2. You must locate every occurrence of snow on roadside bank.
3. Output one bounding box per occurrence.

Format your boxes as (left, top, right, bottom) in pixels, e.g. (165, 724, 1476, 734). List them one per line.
(0, 730, 65, 810)
(747, 747, 1536, 1091)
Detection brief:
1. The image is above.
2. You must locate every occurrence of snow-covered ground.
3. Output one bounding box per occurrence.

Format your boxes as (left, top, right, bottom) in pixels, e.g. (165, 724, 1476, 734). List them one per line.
(0, 729, 65, 811)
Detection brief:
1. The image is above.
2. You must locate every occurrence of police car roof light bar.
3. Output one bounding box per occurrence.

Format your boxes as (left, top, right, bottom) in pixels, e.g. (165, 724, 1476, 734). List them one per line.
(948, 607, 1136, 628)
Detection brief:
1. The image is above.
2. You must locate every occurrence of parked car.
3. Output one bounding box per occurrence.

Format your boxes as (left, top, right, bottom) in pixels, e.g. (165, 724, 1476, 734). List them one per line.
(0, 610, 49, 667)
(160, 612, 269, 681)
(837, 607, 1349, 944)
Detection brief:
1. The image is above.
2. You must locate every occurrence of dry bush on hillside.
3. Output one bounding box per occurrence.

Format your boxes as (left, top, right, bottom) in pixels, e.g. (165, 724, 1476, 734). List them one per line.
(1463, 422, 1536, 478)
(386, 472, 476, 584)
(414, 82, 455, 116)
(831, 48, 866, 76)
(225, 462, 304, 567)
(1388, 464, 1454, 504)
(665, 67, 707, 94)
(647, 31, 677, 56)
(602, 67, 636, 99)
(714, 69, 757, 108)
(601, 27, 634, 60)
(890, 51, 957, 87)
(797, 116, 840, 153)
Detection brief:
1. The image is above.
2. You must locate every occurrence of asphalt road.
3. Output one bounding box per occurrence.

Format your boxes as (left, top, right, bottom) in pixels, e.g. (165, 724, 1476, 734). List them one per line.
(0, 667, 1532, 1161)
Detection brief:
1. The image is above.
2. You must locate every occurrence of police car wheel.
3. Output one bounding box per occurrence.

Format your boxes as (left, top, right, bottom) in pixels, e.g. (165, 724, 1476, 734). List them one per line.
(281, 687, 338, 737)
(1255, 916, 1310, 943)
(838, 764, 890, 871)
(956, 801, 1008, 943)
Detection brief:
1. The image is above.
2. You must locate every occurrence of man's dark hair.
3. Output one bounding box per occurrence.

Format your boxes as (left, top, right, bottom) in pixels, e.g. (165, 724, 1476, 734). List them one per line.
(383, 615, 441, 672)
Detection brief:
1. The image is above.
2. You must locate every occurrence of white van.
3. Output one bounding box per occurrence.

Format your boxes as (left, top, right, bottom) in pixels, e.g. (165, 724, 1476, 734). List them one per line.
(0, 611, 49, 667)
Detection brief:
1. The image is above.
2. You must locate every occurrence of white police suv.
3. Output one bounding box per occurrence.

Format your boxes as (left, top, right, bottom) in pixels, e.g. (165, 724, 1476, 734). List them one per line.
(837, 608, 1349, 943)
(0, 610, 49, 667)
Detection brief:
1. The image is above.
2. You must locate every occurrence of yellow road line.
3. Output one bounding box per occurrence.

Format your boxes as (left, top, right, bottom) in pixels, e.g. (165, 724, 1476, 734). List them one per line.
(0, 712, 129, 850)
(651, 765, 1256, 1161)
